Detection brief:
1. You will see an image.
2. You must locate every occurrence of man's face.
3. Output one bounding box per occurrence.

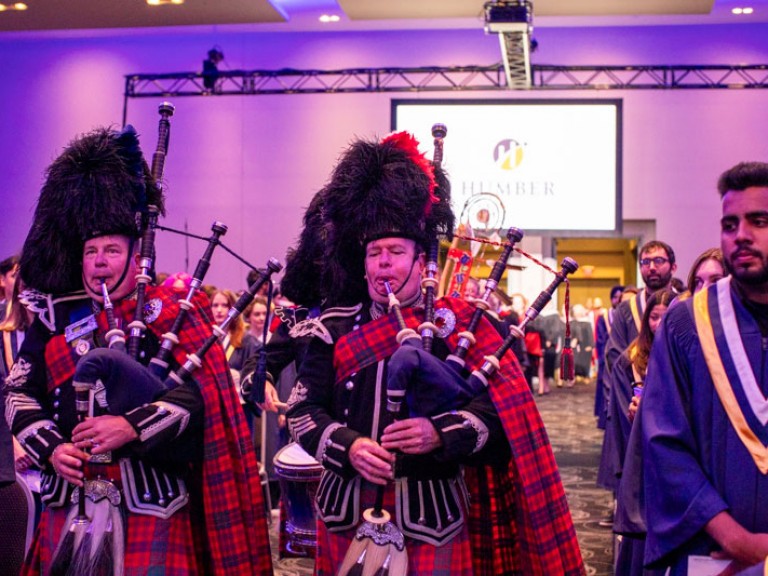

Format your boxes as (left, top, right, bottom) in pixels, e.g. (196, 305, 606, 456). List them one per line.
(610, 291, 622, 308)
(82, 235, 137, 302)
(364, 237, 424, 305)
(639, 247, 676, 291)
(721, 186, 768, 289)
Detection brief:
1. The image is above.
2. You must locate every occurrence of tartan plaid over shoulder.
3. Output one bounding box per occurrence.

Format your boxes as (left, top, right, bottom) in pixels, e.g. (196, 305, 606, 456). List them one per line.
(146, 286, 272, 575)
(105, 286, 273, 575)
(334, 297, 584, 575)
(44, 334, 77, 392)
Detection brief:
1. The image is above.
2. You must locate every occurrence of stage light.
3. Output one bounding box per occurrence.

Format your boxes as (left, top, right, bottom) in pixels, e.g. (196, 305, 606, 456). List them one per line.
(484, 0, 534, 89)
(0, 2, 28, 10)
(319, 14, 340, 23)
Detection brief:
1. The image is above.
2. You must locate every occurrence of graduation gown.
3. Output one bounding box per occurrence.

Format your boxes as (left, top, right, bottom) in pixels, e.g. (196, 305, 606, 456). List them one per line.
(642, 279, 768, 573)
(597, 348, 638, 491)
(594, 310, 611, 426)
(605, 291, 645, 374)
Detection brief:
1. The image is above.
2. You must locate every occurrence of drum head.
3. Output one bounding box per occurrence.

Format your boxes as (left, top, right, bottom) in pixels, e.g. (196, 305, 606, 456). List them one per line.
(274, 442, 320, 469)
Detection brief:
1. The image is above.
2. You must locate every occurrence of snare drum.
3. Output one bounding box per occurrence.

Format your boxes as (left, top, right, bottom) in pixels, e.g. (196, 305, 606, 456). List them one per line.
(273, 442, 322, 557)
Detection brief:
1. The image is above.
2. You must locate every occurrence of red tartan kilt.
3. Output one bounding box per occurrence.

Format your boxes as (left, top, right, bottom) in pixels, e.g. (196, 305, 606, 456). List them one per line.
(23, 502, 202, 576)
(314, 481, 474, 576)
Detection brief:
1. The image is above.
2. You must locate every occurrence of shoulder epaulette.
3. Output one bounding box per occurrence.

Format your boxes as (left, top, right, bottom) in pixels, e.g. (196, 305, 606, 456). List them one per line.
(319, 304, 363, 321)
(19, 289, 89, 332)
(289, 303, 363, 345)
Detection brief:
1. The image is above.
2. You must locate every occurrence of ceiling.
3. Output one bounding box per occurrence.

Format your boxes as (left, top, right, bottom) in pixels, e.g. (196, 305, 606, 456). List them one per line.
(0, 0, 765, 34)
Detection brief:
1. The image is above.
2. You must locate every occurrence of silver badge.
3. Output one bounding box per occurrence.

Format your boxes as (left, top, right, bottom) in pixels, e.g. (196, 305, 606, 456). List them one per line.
(144, 298, 162, 324)
(75, 339, 91, 356)
(65, 314, 98, 344)
(434, 308, 457, 339)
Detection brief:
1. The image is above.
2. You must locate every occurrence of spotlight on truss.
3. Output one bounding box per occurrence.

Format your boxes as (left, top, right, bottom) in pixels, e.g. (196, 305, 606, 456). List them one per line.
(484, 0, 533, 89)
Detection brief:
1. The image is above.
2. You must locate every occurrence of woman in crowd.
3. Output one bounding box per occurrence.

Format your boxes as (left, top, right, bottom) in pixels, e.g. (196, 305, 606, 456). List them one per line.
(211, 289, 262, 429)
(245, 295, 271, 344)
(611, 288, 676, 575)
(686, 247, 725, 296)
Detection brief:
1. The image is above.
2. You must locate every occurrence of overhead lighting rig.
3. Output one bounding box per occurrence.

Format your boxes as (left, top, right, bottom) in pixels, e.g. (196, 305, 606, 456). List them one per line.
(484, 0, 533, 89)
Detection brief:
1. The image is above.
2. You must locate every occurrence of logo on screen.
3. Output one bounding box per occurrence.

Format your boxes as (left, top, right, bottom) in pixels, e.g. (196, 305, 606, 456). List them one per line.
(493, 139, 525, 171)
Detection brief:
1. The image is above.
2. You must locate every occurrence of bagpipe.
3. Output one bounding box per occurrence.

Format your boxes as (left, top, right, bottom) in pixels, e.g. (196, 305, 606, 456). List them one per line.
(71, 103, 284, 412)
(339, 123, 579, 576)
(51, 102, 283, 576)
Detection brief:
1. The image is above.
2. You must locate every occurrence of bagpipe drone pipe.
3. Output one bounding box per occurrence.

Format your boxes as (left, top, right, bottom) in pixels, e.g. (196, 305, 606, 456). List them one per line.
(385, 244, 578, 420)
(69, 102, 283, 419)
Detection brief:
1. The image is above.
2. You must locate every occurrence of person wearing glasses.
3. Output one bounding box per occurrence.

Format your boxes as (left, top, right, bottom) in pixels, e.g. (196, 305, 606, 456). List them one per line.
(605, 241, 678, 374)
(597, 240, 677, 526)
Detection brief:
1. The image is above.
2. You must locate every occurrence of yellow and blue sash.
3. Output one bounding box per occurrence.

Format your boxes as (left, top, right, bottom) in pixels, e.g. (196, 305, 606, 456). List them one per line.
(629, 291, 645, 333)
(693, 277, 768, 474)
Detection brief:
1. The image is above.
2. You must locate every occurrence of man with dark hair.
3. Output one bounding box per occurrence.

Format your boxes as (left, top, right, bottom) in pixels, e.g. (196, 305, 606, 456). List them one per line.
(598, 241, 676, 521)
(642, 161, 768, 574)
(285, 132, 583, 575)
(605, 240, 677, 374)
(3, 126, 271, 575)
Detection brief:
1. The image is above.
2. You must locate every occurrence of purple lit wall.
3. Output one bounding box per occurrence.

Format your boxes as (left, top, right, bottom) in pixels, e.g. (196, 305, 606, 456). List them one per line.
(0, 24, 766, 290)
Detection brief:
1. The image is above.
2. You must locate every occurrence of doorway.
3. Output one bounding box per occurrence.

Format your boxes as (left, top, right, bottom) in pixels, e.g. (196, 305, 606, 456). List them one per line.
(555, 237, 637, 309)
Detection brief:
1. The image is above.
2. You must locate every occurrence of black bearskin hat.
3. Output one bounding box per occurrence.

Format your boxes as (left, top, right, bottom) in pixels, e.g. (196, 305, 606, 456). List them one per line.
(279, 189, 328, 307)
(20, 126, 163, 295)
(283, 131, 453, 306)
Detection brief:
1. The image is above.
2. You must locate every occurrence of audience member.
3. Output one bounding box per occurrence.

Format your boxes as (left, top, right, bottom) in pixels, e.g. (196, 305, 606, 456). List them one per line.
(610, 289, 674, 576)
(211, 288, 262, 429)
(605, 241, 677, 374)
(595, 285, 624, 428)
(245, 295, 271, 343)
(570, 303, 595, 381)
(464, 276, 481, 300)
(686, 247, 726, 295)
(643, 162, 768, 574)
(538, 300, 566, 389)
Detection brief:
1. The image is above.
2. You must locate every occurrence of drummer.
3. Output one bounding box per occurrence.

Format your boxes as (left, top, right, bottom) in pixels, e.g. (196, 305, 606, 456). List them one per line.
(285, 132, 583, 575)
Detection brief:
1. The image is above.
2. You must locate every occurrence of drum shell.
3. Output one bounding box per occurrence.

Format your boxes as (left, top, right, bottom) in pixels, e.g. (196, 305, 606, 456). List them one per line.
(273, 442, 322, 557)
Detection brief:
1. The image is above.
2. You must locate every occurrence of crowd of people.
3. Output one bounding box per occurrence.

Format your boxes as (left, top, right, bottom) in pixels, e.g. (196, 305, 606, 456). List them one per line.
(1, 121, 767, 576)
(591, 162, 768, 576)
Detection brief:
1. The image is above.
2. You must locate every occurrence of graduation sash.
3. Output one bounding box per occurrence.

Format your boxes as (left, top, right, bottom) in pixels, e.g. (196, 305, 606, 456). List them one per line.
(693, 277, 768, 474)
(629, 291, 645, 333)
(602, 308, 612, 335)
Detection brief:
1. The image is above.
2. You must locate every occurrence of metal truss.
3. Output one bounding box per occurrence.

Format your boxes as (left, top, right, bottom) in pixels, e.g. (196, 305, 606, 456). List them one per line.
(533, 64, 768, 90)
(123, 63, 768, 120)
(124, 64, 768, 97)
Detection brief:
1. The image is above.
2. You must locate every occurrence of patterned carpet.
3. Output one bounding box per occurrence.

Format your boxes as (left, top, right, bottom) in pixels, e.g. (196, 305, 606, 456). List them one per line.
(269, 380, 614, 575)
